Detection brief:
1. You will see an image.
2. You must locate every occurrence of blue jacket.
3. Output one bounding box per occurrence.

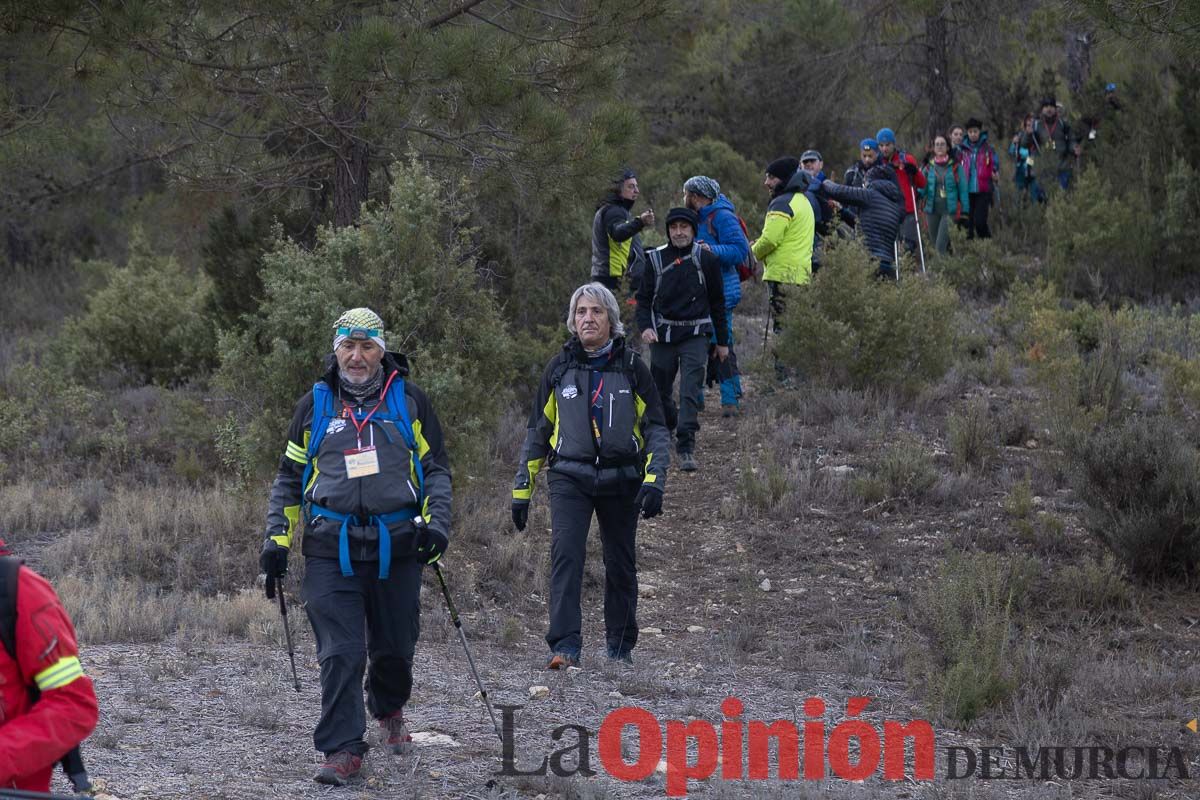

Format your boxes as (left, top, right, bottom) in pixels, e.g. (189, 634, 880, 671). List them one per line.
(695, 194, 750, 309)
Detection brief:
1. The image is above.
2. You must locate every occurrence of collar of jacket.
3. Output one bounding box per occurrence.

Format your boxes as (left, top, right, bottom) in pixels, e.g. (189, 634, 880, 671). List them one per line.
(564, 335, 628, 366)
(321, 350, 411, 390)
(778, 169, 810, 197)
(601, 194, 635, 211)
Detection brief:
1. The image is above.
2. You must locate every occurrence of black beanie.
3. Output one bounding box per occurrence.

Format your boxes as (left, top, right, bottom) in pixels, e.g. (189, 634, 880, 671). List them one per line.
(765, 157, 800, 183)
(664, 206, 699, 232)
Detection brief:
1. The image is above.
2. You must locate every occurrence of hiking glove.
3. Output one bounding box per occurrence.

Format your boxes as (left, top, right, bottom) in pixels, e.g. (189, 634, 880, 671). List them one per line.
(260, 539, 288, 596)
(635, 485, 663, 519)
(414, 520, 448, 565)
(512, 500, 529, 532)
(903, 160, 918, 178)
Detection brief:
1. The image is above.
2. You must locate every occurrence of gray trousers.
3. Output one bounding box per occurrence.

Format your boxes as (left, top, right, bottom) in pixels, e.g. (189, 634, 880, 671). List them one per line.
(650, 333, 709, 453)
(302, 555, 424, 756)
(546, 472, 640, 659)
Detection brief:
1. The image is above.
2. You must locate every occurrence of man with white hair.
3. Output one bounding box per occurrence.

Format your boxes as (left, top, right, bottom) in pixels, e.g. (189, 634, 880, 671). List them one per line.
(260, 307, 453, 785)
(511, 283, 670, 669)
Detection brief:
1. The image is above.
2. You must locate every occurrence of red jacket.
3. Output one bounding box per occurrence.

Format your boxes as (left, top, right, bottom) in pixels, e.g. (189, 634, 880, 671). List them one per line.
(882, 150, 927, 214)
(0, 566, 98, 792)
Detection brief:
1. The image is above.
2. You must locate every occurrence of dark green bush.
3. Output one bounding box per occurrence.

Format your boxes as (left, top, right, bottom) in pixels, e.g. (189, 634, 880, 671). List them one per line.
(54, 231, 217, 385)
(938, 238, 1022, 299)
(1065, 414, 1200, 579)
(1046, 169, 1153, 301)
(217, 160, 514, 477)
(776, 240, 959, 393)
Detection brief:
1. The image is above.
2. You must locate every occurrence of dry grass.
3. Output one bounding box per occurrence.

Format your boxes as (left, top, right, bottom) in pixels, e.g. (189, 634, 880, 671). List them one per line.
(0, 479, 105, 536)
(55, 574, 279, 644)
(44, 483, 260, 594)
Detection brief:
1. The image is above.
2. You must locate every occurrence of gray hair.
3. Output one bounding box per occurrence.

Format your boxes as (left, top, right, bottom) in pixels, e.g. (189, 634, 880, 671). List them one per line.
(566, 282, 625, 339)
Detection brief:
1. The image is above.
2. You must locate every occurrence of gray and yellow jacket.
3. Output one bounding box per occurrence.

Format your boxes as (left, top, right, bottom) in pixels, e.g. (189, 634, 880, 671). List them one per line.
(590, 196, 646, 280)
(514, 336, 669, 498)
(264, 352, 452, 564)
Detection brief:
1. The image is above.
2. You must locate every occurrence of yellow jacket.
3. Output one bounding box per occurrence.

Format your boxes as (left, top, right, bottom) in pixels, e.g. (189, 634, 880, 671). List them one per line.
(752, 171, 815, 285)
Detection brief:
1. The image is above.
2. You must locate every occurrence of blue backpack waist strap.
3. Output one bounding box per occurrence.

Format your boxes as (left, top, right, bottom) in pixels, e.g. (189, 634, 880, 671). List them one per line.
(308, 504, 419, 579)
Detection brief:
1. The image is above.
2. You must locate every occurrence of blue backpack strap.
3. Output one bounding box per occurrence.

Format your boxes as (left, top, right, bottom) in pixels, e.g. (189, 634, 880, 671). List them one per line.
(384, 376, 425, 507)
(301, 381, 334, 514)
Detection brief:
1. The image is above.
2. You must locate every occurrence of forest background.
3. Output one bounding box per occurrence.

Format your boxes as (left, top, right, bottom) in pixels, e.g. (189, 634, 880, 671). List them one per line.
(1, 0, 1200, 796)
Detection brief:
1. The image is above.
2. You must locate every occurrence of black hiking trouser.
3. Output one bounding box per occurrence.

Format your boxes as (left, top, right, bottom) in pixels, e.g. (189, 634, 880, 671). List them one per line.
(545, 472, 640, 659)
(302, 555, 424, 756)
(649, 333, 708, 454)
(968, 191, 992, 239)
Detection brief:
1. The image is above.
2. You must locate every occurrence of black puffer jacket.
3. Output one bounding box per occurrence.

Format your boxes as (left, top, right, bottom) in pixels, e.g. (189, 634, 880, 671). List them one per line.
(822, 168, 904, 262)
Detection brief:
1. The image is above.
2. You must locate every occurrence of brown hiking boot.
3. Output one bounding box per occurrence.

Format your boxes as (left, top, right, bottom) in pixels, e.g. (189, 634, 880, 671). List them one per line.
(379, 710, 414, 755)
(546, 652, 579, 670)
(314, 751, 362, 785)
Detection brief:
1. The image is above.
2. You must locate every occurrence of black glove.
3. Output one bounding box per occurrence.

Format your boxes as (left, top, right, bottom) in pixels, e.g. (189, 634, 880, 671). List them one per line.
(414, 519, 448, 565)
(260, 539, 288, 598)
(635, 485, 663, 519)
(512, 500, 529, 532)
(903, 160, 918, 178)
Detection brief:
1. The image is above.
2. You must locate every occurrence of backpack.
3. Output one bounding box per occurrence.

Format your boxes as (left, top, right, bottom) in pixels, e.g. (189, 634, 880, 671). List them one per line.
(301, 371, 425, 579)
(705, 212, 760, 282)
(0, 558, 92, 792)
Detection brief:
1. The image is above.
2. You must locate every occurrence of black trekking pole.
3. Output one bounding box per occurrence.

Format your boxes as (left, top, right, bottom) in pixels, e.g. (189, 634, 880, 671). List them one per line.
(432, 563, 503, 744)
(0, 788, 87, 800)
(267, 575, 301, 692)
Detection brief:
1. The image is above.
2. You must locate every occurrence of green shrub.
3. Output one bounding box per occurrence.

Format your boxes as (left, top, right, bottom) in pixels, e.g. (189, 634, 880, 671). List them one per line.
(776, 240, 959, 394)
(1065, 414, 1200, 579)
(938, 238, 1022, 299)
(853, 435, 936, 503)
(917, 552, 1037, 725)
(217, 160, 514, 477)
(947, 398, 997, 472)
(55, 231, 217, 385)
(1054, 553, 1132, 613)
(1045, 169, 1154, 300)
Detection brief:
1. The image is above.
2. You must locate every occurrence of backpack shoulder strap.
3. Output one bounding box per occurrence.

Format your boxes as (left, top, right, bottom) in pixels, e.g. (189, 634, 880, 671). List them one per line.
(300, 382, 334, 500)
(383, 375, 425, 506)
(383, 373, 416, 450)
(0, 557, 22, 663)
(691, 242, 705, 286)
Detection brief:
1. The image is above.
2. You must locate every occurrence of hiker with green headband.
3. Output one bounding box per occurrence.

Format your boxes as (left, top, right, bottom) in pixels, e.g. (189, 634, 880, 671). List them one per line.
(259, 307, 453, 786)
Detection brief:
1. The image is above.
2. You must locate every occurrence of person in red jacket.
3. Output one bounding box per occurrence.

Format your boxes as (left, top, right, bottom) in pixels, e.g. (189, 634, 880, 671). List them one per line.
(0, 539, 99, 793)
(876, 127, 927, 257)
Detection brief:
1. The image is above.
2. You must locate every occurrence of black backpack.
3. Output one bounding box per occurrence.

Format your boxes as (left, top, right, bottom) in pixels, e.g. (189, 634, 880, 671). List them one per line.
(0, 558, 92, 792)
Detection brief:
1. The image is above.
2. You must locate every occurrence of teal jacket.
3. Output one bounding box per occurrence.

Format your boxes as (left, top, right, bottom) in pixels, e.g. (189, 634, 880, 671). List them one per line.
(919, 159, 969, 217)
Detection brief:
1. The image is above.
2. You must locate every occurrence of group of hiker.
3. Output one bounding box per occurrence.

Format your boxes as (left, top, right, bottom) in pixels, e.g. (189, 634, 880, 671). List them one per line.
(0, 102, 1122, 795)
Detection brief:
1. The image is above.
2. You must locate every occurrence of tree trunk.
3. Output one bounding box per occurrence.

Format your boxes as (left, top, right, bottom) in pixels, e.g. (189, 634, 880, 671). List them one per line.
(332, 96, 369, 228)
(1066, 27, 1093, 98)
(925, 6, 954, 144)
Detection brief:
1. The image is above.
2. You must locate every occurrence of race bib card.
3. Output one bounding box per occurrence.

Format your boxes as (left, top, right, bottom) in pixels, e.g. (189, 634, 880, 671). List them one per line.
(344, 446, 380, 478)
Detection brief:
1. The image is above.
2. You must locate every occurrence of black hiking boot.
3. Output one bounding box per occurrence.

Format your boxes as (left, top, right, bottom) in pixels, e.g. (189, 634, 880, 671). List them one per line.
(678, 451, 698, 472)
